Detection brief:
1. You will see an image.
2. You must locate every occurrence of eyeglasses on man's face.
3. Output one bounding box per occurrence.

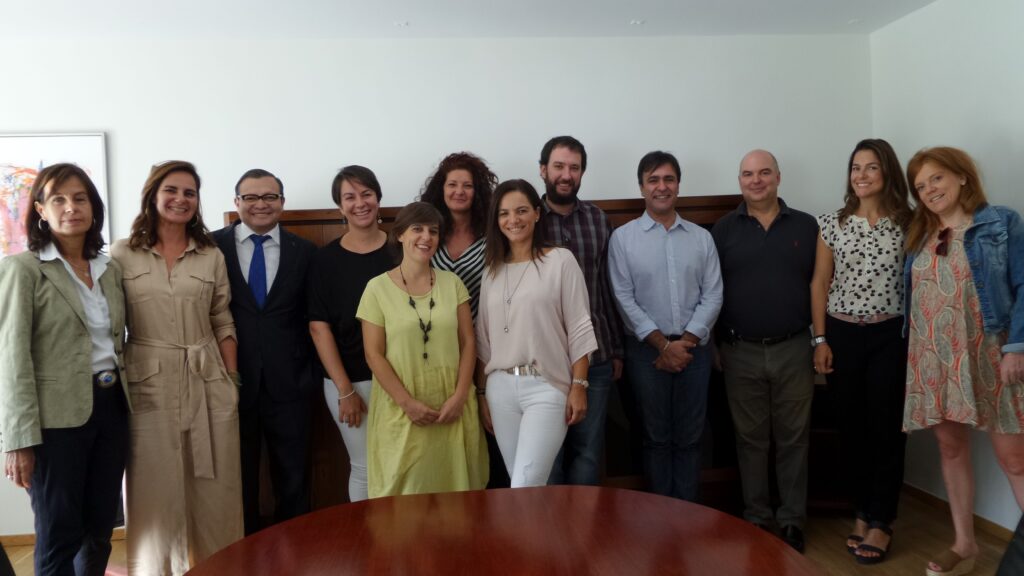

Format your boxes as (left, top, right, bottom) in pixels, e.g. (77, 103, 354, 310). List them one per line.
(238, 194, 282, 203)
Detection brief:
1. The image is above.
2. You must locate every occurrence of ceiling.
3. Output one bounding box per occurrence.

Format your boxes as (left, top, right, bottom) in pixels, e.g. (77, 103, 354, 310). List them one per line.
(3, 0, 938, 38)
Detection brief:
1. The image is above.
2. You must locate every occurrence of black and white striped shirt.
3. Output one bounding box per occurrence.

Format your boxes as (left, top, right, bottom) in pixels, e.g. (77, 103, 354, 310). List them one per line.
(432, 237, 486, 319)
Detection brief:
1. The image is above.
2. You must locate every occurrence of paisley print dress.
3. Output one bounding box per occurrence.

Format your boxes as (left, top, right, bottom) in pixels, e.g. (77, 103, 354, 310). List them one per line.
(903, 225, 1019, 432)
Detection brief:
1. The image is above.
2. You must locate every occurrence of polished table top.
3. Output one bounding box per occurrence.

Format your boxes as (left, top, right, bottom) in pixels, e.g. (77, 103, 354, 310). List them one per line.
(186, 486, 822, 575)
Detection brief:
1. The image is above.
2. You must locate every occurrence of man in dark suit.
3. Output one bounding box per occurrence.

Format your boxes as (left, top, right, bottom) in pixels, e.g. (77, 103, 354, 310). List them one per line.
(213, 169, 317, 534)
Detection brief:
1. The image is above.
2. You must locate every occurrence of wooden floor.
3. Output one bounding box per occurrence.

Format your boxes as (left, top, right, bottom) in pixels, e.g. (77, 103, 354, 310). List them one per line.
(3, 489, 1013, 575)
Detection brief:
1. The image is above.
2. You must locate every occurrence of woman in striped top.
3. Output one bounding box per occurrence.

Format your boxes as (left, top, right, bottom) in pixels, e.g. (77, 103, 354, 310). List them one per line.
(419, 152, 498, 319)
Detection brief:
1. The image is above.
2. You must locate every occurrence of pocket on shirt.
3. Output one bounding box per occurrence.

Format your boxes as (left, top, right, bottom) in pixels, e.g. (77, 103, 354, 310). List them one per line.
(125, 359, 162, 413)
(188, 273, 214, 304)
(122, 268, 154, 304)
(35, 376, 68, 423)
(977, 231, 1008, 268)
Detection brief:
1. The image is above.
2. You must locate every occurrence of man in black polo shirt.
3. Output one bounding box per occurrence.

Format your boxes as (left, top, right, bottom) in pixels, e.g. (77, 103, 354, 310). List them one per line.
(711, 149, 818, 553)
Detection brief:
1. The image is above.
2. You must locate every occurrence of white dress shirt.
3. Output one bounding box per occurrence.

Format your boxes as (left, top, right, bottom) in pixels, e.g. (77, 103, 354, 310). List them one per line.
(234, 222, 281, 292)
(39, 243, 117, 372)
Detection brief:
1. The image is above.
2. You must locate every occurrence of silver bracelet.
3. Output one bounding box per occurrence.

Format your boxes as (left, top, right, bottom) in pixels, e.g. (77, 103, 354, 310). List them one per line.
(338, 388, 357, 400)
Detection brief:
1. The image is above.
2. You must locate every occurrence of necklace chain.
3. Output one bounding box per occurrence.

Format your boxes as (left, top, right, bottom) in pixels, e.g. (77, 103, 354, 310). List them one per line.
(502, 261, 531, 333)
(66, 259, 91, 280)
(399, 265, 435, 361)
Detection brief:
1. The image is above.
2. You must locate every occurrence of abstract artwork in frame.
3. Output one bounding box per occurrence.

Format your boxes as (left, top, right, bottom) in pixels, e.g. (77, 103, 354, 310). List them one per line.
(0, 133, 109, 258)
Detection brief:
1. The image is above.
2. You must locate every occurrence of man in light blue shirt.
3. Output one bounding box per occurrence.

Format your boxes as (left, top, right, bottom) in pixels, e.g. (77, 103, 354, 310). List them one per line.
(608, 150, 723, 501)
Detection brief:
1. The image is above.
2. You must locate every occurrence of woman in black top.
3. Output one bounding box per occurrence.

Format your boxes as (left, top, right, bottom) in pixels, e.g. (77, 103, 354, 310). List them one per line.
(308, 165, 393, 502)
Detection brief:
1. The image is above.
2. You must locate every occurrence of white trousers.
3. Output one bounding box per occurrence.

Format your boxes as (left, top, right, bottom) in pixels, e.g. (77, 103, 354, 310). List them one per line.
(324, 378, 373, 502)
(485, 371, 568, 488)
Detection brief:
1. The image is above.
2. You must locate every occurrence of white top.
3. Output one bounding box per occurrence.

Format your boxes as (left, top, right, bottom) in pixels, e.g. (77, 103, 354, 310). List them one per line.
(234, 221, 281, 291)
(39, 243, 117, 372)
(818, 210, 904, 316)
(476, 247, 598, 395)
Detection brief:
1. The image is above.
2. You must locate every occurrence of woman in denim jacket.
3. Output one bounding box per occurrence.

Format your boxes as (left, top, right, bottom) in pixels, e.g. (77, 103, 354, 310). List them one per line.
(902, 146, 1024, 576)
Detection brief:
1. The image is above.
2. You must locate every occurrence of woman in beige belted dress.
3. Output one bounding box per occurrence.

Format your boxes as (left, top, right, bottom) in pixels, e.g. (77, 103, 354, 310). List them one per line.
(112, 160, 242, 575)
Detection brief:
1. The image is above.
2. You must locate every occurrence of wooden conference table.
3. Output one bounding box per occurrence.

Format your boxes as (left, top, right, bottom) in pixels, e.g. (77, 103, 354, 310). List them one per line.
(186, 486, 822, 575)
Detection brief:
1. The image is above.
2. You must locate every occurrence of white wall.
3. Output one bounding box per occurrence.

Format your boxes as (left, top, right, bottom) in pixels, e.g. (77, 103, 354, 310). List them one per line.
(872, 0, 1024, 530)
(1, 34, 876, 535)
(0, 35, 869, 238)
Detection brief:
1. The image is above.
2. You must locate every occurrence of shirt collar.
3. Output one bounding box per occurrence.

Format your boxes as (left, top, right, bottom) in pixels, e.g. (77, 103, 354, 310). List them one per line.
(235, 221, 281, 245)
(847, 213, 893, 229)
(738, 197, 791, 217)
(639, 210, 686, 232)
(38, 242, 110, 278)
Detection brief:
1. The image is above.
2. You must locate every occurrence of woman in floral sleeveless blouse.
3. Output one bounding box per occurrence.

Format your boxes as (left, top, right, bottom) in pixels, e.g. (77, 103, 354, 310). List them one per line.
(810, 139, 911, 565)
(903, 147, 1024, 576)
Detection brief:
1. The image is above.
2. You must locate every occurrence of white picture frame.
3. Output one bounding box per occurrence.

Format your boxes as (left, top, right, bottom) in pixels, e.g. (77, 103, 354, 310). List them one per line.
(0, 132, 109, 257)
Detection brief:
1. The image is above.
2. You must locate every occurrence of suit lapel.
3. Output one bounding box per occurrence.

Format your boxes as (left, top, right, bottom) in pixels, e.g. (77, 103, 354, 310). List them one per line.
(266, 230, 297, 307)
(39, 260, 87, 327)
(221, 223, 259, 309)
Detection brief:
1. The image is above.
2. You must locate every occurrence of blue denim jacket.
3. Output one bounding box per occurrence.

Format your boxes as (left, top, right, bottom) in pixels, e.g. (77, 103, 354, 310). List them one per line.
(903, 204, 1024, 354)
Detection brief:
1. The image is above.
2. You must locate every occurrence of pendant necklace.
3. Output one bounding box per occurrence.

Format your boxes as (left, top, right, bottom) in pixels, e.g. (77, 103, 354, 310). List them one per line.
(503, 260, 531, 333)
(400, 265, 435, 360)
(67, 259, 92, 282)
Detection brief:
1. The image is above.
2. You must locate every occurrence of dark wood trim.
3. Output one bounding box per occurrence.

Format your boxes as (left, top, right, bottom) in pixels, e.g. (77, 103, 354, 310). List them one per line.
(222, 195, 744, 245)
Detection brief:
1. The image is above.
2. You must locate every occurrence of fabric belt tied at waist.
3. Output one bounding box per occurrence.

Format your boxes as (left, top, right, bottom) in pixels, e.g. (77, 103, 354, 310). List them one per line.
(129, 334, 224, 480)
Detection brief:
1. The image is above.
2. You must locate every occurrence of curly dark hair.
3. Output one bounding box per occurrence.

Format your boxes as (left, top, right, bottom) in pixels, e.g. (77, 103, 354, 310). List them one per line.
(127, 160, 214, 249)
(419, 152, 497, 239)
(25, 163, 106, 258)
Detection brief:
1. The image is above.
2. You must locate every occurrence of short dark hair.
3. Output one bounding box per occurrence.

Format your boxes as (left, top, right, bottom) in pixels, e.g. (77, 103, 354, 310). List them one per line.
(636, 151, 681, 186)
(484, 179, 548, 272)
(26, 163, 106, 258)
(389, 202, 443, 263)
(539, 136, 587, 172)
(331, 165, 382, 206)
(419, 151, 497, 240)
(235, 168, 283, 197)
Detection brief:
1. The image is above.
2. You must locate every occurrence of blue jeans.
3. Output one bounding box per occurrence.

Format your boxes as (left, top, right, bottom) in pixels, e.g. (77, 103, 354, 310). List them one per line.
(627, 338, 710, 501)
(548, 360, 614, 485)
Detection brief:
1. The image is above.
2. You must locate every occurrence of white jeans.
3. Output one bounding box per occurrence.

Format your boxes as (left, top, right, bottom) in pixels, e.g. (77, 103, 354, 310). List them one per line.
(324, 378, 373, 502)
(485, 371, 568, 488)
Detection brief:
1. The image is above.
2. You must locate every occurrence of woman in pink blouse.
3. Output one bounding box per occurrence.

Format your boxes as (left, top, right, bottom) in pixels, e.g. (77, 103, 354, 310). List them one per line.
(475, 179, 597, 487)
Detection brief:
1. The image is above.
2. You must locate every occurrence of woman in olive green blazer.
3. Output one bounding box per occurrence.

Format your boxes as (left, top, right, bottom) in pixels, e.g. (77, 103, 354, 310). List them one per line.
(0, 163, 129, 576)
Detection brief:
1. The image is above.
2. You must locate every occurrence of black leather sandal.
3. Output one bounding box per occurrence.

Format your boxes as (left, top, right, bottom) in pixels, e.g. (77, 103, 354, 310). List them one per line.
(854, 522, 893, 565)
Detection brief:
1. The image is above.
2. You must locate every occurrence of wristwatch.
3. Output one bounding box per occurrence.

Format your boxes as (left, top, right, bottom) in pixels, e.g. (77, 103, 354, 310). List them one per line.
(810, 335, 827, 347)
(571, 378, 590, 389)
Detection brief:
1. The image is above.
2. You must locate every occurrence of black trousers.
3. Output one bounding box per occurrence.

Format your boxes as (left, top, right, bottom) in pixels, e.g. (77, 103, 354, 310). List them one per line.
(997, 512, 1024, 575)
(826, 315, 908, 525)
(28, 381, 128, 576)
(1, 543, 15, 576)
(239, 377, 311, 534)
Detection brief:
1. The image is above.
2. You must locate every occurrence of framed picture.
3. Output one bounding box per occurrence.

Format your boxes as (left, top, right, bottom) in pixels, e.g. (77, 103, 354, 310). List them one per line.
(0, 132, 109, 257)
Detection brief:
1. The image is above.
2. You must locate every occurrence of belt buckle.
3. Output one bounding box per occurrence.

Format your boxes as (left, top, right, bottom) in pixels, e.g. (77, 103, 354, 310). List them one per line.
(96, 370, 117, 389)
(507, 364, 536, 376)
